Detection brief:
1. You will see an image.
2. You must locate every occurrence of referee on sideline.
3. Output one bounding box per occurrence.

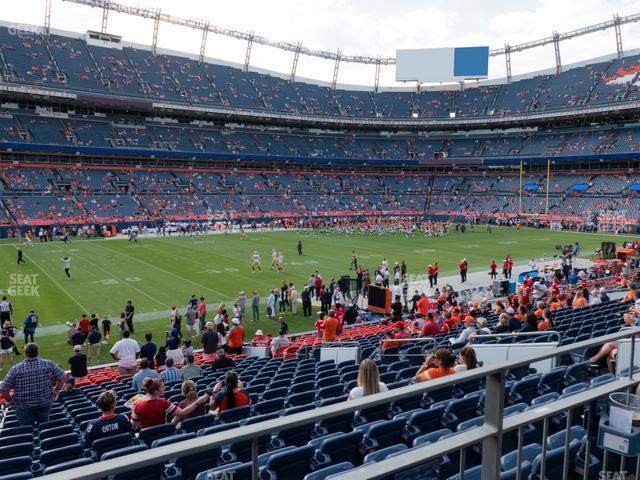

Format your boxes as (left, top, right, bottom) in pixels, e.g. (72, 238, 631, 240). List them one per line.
(0, 297, 12, 324)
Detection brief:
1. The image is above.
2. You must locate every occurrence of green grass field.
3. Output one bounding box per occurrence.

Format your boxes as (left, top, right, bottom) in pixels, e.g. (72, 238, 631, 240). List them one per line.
(0, 227, 621, 371)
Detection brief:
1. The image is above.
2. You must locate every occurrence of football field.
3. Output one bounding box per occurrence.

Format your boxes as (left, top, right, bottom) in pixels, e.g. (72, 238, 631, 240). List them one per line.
(0, 227, 620, 370)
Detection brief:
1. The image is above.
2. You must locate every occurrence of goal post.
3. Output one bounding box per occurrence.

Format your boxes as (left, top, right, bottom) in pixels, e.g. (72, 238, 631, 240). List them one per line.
(518, 159, 551, 217)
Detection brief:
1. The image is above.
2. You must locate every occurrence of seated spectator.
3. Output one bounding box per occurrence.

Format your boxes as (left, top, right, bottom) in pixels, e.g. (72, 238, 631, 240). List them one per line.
(589, 313, 638, 373)
(455, 346, 478, 373)
(57, 377, 78, 403)
(347, 359, 388, 400)
(251, 329, 270, 347)
(538, 309, 554, 331)
(414, 349, 456, 382)
(131, 377, 208, 430)
(210, 348, 236, 371)
(160, 357, 182, 384)
(494, 313, 511, 334)
(599, 287, 611, 303)
(132, 358, 159, 391)
(165, 328, 184, 366)
(270, 329, 291, 357)
(589, 289, 602, 306)
(209, 371, 251, 414)
(173, 380, 206, 425)
(451, 316, 477, 345)
(181, 354, 202, 380)
(572, 290, 588, 309)
(520, 312, 539, 333)
(155, 346, 167, 368)
(420, 313, 440, 337)
(84, 390, 132, 448)
(69, 345, 88, 381)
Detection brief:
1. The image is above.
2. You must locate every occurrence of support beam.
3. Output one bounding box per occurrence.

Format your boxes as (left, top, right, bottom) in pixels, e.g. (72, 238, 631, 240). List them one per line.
(290, 42, 301, 83)
(44, 0, 52, 36)
(552, 31, 561, 74)
(331, 49, 341, 91)
(614, 14, 623, 59)
(244, 32, 254, 72)
(504, 44, 512, 83)
(374, 57, 381, 93)
(101, 0, 109, 33)
(152, 9, 160, 54)
(199, 22, 209, 63)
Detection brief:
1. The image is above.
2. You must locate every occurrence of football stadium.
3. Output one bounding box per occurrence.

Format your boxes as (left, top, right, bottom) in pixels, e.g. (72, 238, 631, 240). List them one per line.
(1, 1, 640, 479)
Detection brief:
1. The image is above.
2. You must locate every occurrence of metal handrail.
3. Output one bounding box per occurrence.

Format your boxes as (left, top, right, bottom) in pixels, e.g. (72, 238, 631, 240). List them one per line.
(378, 336, 437, 358)
(469, 330, 563, 344)
(39, 327, 640, 480)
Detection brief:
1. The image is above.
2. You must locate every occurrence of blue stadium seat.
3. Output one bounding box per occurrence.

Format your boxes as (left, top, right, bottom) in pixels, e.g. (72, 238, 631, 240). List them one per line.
(195, 462, 252, 480)
(259, 444, 315, 480)
(538, 366, 567, 394)
(402, 405, 446, 442)
(361, 418, 405, 451)
(197, 422, 240, 437)
(38, 444, 84, 468)
(173, 445, 222, 480)
(253, 398, 284, 416)
(219, 406, 251, 423)
(0, 444, 33, 461)
(529, 439, 580, 480)
(43, 458, 94, 475)
(0, 473, 33, 480)
(0, 457, 33, 476)
(287, 391, 316, 408)
(101, 444, 148, 461)
(269, 422, 315, 449)
(151, 433, 196, 448)
(442, 397, 478, 430)
(179, 414, 217, 433)
(314, 412, 354, 437)
(92, 433, 133, 458)
(312, 431, 365, 469)
(138, 424, 176, 446)
(40, 432, 80, 451)
(363, 444, 407, 463)
(508, 374, 542, 405)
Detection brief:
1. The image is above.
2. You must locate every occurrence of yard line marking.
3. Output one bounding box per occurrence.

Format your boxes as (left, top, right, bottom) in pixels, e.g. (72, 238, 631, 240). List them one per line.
(86, 241, 228, 298)
(27, 255, 90, 312)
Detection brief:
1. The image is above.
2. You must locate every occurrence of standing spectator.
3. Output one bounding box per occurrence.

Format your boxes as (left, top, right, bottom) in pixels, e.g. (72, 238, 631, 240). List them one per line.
(23, 309, 38, 344)
(69, 345, 88, 381)
(278, 316, 289, 335)
(201, 322, 219, 362)
(140, 333, 157, 366)
(227, 319, 244, 355)
(301, 286, 312, 318)
(70, 326, 85, 348)
(155, 346, 167, 369)
(131, 378, 208, 429)
(251, 291, 260, 322)
(4, 320, 20, 356)
(84, 390, 132, 447)
(109, 331, 140, 376)
(101, 317, 111, 344)
(270, 329, 291, 357)
(289, 284, 298, 315)
(124, 301, 135, 334)
(0, 329, 16, 370)
(347, 359, 387, 400)
(181, 354, 202, 380)
(87, 326, 102, 364)
(160, 357, 181, 384)
(322, 310, 339, 342)
(459, 259, 468, 283)
(184, 305, 198, 340)
(420, 313, 440, 337)
(78, 314, 90, 342)
(198, 297, 207, 331)
(132, 358, 160, 391)
(0, 343, 65, 425)
(238, 291, 247, 317)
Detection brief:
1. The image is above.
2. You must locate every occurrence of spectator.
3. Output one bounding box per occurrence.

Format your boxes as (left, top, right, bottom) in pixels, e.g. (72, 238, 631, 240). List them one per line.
(210, 348, 236, 371)
(84, 390, 132, 448)
(494, 313, 511, 334)
(270, 329, 291, 357)
(140, 333, 157, 366)
(201, 322, 219, 362)
(57, 377, 79, 403)
(132, 358, 160, 391)
(451, 316, 478, 345)
(572, 290, 588, 309)
(87, 326, 102, 364)
(599, 287, 611, 303)
(420, 313, 440, 337)
(347, 359, 388, 400)
(322, 310, 339, 342)
(23, 309, 38, 344)
(70, 327, 85, 348)
(78, 314, 90, 341)
(538, 309, 554, 331)
(251, 330, 270, 347)
(589, 313, 638, 373)
(155, 346, 167, 369)
(520, 313, 539, 333)
(160, 357, 182, 384)
(131, 378, 208, 429)
(0, 329, 16, 370)
(166, 328, 184, 366)
(589, 289, 602, 306)
(227, 318, 244, 355)
(181, 354, 202, 380)
(210, 371, 251, 414)
(185, 305, 198, 340)
(414, 349, 457, 382)
(301, 286, 312, 318)
(66, 322, 78, 345)
(278, 316, 289, 335)
(251, 291, 260, 322)
(455, 346, 478, 373)
(0, 343, 65, 425)
(109, 331, 140, 376)
(69, 345, 88, 381)
(173, 380, 206, 425)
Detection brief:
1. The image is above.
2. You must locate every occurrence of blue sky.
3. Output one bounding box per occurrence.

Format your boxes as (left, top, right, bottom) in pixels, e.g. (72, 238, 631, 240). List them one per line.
(5, 0, 640, 86)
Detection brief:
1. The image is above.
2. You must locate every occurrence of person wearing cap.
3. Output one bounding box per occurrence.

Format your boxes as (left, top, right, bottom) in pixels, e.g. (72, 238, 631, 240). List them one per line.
(251, 330, 269, 347)
(87, 325, 102, 365)
(165, 328, 184, 366)
(68, 345, 88, 381)
(227, 318, 244, 355)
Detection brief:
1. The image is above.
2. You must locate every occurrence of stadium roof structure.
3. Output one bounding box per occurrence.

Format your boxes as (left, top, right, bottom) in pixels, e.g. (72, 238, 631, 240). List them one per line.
(59, 0, 640, 88)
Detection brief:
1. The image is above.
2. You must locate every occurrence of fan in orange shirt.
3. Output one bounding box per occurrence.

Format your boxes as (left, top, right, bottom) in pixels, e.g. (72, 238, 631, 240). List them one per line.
(414, 349, 456, 382)
(572, 291, 588, 309)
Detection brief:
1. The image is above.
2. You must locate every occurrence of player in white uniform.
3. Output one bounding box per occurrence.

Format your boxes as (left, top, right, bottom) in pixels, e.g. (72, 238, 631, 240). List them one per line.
(62, 257, 71, 279)
(271, 249, 278, 270)
(252, 252, 262, 273)
(277, 252, 284, 272)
